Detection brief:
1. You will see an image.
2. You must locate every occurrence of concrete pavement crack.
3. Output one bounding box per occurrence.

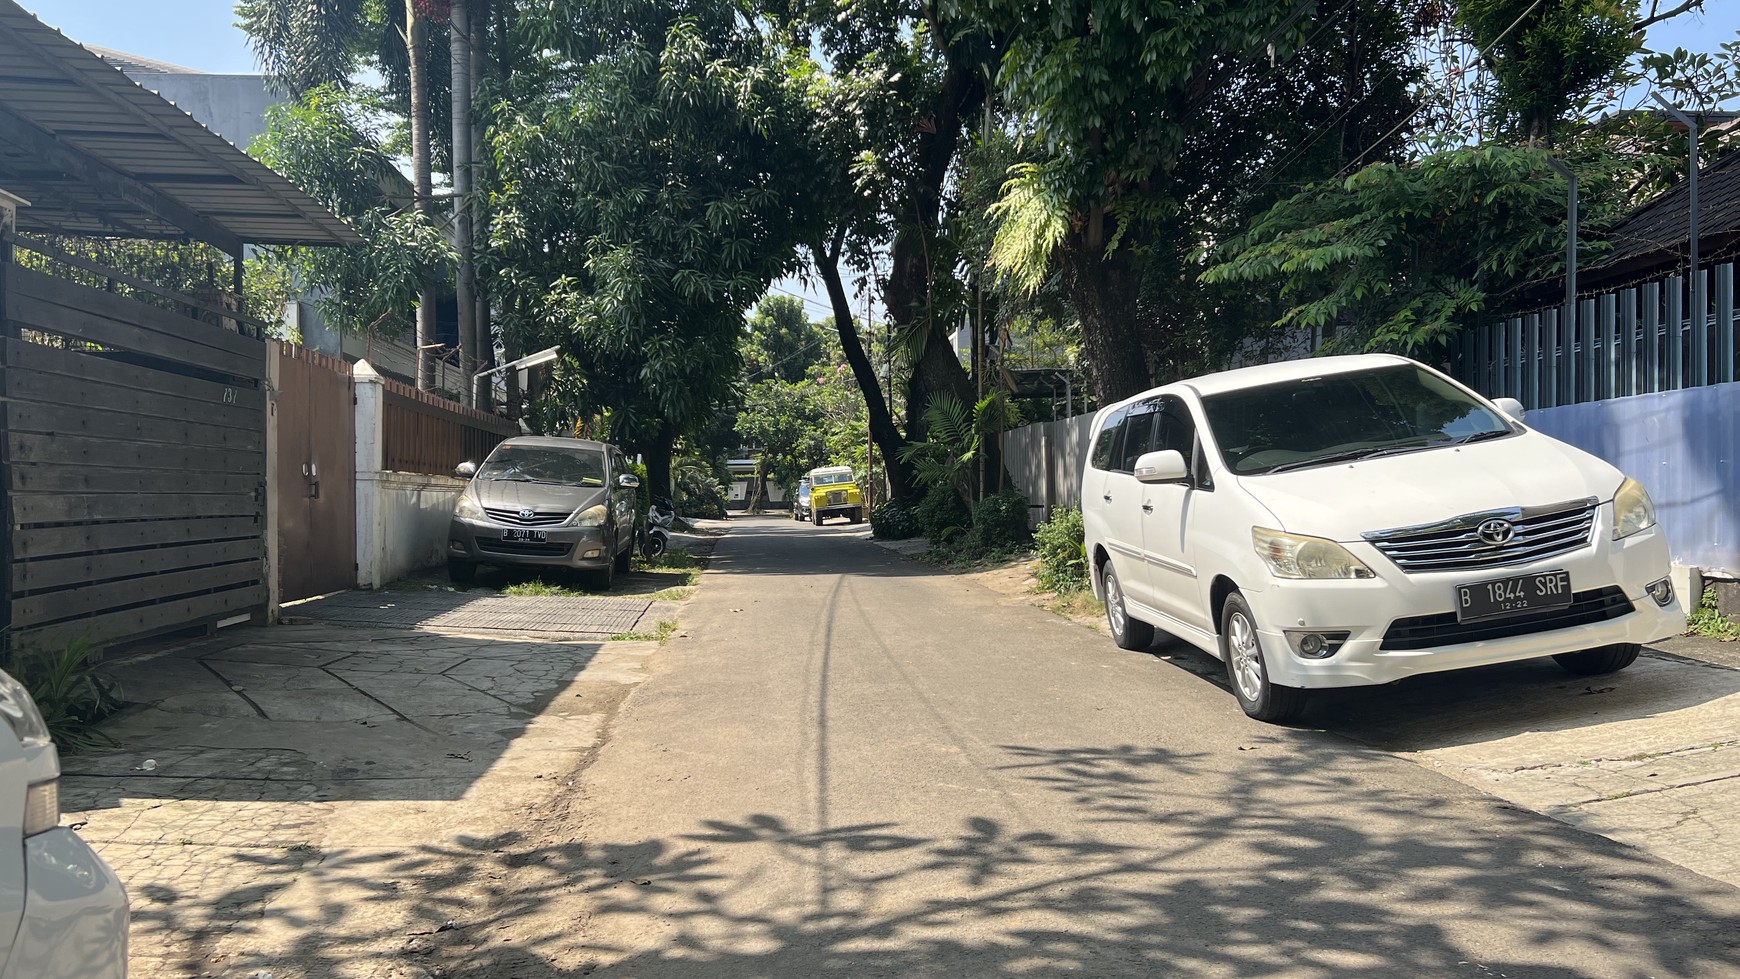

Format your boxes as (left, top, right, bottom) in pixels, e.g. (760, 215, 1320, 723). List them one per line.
(197, 660, 270, 719)
(319, 667, 439, 735)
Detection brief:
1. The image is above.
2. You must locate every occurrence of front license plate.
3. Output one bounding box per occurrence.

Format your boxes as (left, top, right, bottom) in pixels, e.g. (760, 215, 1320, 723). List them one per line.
(1456, 569, 1572, 621)
(501, 529, 548, 543)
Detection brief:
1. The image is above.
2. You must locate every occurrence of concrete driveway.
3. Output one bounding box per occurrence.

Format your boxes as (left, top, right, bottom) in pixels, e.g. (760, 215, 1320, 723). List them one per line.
(63, 620, 663, 979)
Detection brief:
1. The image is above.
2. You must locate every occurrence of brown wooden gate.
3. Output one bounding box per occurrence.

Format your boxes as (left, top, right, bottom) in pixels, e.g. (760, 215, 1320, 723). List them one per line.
(2, 266, 268, 652)
(274, 343, 357, 602)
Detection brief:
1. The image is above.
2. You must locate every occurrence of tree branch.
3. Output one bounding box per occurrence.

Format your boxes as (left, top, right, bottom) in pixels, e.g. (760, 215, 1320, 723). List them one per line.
(1634, 0, 1704, 33)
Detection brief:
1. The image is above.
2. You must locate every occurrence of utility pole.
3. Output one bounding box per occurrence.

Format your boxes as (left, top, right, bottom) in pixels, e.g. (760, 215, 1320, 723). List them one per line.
(1652, 92, 1701, 384)
(450, 0, 478, 405)
(1545, 157, 1578, 374)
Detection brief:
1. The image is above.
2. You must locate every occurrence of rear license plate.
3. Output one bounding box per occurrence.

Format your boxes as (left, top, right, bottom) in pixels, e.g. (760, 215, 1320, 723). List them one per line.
(1456, 569, 1572, 621)
(501, 529, 548, 543)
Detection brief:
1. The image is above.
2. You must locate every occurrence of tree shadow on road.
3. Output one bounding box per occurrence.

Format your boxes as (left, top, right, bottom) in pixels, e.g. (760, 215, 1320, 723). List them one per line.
(131, 741, 1740, 979)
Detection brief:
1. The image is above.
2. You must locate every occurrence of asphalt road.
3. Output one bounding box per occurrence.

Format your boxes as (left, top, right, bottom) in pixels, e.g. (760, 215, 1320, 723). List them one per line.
(573, 516, 1740, 978)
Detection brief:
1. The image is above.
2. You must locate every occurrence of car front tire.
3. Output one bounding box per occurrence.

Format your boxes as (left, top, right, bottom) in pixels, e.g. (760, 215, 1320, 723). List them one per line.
(1102, 560, 1156, 651)
(1553, 643, 1640, 676)
(1220, 591, 1309, 724)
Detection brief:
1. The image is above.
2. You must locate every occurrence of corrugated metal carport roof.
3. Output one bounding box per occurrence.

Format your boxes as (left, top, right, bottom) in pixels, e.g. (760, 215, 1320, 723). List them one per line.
(0, 0, 360, 252)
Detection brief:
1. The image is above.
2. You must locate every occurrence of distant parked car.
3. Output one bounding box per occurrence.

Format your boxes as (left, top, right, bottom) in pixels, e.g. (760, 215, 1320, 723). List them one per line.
(792, 477, 811, 522)
(448, 437, 641, 589)
(1082, 353, 1684, 723)
(0, 668, 129, 979)
(806, 466, 864, 525)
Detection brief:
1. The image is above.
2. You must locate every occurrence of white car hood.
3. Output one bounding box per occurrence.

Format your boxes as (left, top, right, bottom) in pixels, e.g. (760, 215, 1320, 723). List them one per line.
(1234, 431, 1623, 542)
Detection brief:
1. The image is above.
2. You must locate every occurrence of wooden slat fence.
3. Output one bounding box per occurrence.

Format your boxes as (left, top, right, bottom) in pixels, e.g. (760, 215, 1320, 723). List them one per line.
(381, 376, 518, 475)
(1456, 264, 1740, 408)
(2, 263, 267, 653)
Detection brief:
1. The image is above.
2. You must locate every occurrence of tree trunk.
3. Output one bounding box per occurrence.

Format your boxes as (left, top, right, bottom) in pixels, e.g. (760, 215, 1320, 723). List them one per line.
(450, 0, 478, 405)
(814, 241, 914, 501)
(1064, 225, 1151, 405)
(887, 56, 982, 450)
(645, 420, 677, 502)
(407, 1, 437, 391)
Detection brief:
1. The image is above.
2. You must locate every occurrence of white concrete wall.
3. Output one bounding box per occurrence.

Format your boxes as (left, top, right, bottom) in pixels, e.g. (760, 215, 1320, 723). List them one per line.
(353, 361, 465, 588)
(363, 472, 467, 588)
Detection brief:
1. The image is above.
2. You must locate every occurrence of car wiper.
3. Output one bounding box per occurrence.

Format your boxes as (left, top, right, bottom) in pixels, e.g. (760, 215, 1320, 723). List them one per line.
(1448, 429, 1511, 446)
(1264, 443, 1431, 474)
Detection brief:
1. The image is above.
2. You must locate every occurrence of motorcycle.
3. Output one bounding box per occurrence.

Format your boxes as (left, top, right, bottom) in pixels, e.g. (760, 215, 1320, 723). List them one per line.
(640, 494, 677, 560)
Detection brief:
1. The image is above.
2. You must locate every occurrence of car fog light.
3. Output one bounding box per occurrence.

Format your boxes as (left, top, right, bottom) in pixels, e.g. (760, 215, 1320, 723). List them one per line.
(1284, 630, 1351, 659)
(1647, 577, 1675, 607)
(583, 549, 603, 559)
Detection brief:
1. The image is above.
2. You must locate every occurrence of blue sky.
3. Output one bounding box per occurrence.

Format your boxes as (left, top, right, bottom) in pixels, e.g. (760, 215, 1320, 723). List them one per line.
(19, 1, 1739, 79)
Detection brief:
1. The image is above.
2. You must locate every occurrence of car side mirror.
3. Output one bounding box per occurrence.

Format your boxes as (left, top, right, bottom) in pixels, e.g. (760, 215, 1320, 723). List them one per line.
(1133, 449, 1190, 484)
(616, 473, 641, 490)
(1492, 397, 1526, 422)
(455, 461, 478, 478)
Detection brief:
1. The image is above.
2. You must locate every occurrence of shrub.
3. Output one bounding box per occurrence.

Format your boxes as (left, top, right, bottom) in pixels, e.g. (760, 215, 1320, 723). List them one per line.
(675, 464, 729, 520)
(967, 490, 1032, 553)
(13, 638, 124, 753)
(1034, 505, 1089, 594)
(870, 501, 921, 540)
(916, 483, 971, 541)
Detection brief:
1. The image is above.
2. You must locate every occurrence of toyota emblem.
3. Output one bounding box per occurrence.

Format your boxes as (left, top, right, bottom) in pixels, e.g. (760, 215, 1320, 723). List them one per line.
(1477, 518, 1515, 545)
(518, 507, 536, 520)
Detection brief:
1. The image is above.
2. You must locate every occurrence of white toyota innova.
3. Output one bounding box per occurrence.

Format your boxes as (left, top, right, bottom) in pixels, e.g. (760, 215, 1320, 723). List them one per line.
(1082, 354, 1684, 722)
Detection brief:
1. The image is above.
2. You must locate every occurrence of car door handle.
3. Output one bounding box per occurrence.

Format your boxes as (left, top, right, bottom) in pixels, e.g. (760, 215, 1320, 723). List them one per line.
(1103, 494, 1113, 502)
(1141, 503, 1153, 513)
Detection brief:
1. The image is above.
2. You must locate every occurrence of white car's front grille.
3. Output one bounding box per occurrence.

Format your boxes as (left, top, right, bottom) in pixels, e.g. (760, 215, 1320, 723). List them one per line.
(1363, 498, 1598, 574)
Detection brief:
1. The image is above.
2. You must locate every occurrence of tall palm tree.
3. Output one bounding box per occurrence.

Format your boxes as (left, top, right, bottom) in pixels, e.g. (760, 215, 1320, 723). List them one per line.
(239, 0, 445, 392)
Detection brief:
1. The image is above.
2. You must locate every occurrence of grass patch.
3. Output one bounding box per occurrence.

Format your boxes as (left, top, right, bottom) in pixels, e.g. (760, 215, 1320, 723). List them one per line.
(1044, 589, 1106, 622)
(1687, 585, 1740, 640)
(501, 579, 588, 598)
(609, 619, 680, 644)
(649, 586, 697, 602)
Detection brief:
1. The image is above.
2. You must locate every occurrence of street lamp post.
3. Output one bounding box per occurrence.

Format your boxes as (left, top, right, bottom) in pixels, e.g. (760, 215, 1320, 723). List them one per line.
(1651, 92, 1701, 385)
(473, 345, 559, 413)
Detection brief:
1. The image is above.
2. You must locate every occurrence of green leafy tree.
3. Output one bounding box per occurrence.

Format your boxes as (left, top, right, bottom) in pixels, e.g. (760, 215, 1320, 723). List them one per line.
(745, 295, 829, 385)
(965, 0, 1421, 402)
(1456, 0, 1641, 146)
(491, 0, 818, 498)
(250, 88, 455, 340)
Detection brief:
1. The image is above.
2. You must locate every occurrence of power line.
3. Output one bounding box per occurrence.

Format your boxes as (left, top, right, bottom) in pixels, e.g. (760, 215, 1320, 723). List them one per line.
(1335, 0, 1545, 178)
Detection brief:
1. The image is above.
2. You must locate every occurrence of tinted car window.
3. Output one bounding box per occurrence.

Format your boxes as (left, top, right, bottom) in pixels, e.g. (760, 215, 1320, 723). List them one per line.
(1089, 407, 1129, 472)
(479, 445, 607, 487)
(1200, 364, 1512, 476)
(1115, 402, 1161, 473)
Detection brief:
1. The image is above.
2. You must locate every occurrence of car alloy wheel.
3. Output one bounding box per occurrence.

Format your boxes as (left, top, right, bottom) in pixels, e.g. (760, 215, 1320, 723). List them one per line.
(1227, 607, 1265, 704)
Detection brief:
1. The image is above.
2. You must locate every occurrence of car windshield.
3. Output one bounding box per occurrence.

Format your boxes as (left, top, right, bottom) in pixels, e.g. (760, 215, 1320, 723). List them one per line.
(1200, 364, 1513, 476)
(478, 445, 606, 487)
(813, 472, 853, 485)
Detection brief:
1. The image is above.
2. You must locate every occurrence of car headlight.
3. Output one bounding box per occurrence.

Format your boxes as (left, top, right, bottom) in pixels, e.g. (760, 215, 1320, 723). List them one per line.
(0, 669, 52, 749)
(454, 494, 485, 520)
(1253, 528, 1375, 579)
(1612, 477, 1657, 540)
(567, 504, 608, 528)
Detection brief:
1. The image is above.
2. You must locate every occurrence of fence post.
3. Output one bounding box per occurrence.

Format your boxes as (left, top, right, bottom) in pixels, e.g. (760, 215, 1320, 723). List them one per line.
(262, 342, 282, 624)
(1617, 288, 1636, 397)
(1552, 309, 1566, 410)
(1600, 292, 1618, 400)
(1666, 275, 1684, 391)
(1644, 280, 1661, 394)
(1525, 312, 1541, 409)
(354, 360, 386, 589)
(1692, 266, 1710, 388)
(1508, 315, 1523, 399)
(1718, 263, 1735, 385)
